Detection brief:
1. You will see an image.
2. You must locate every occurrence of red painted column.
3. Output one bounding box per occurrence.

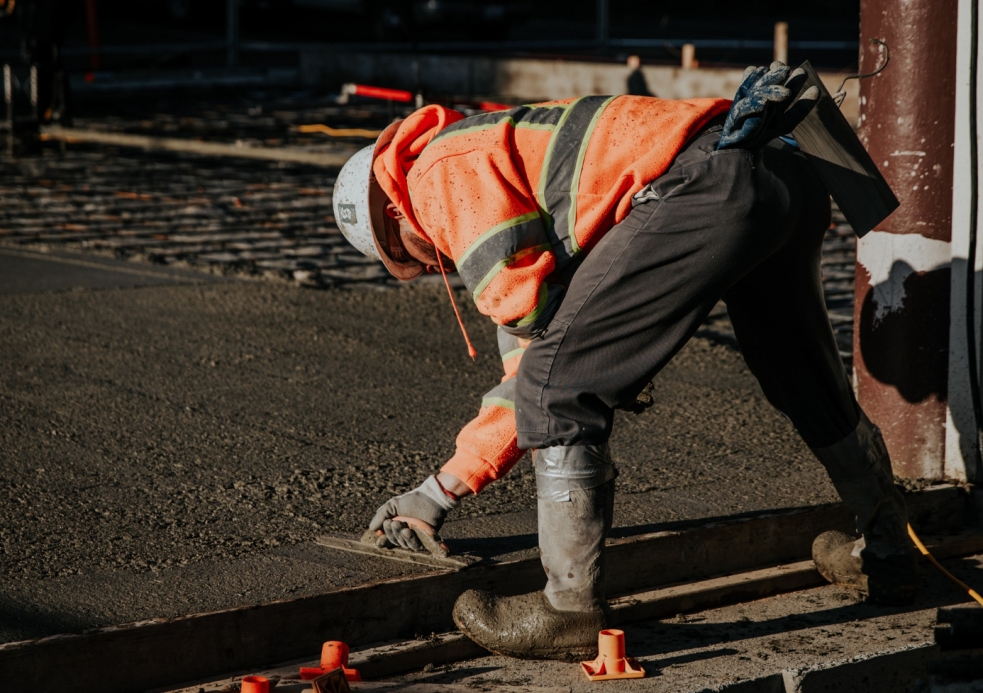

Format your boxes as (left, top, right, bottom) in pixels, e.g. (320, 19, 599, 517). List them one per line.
(853, 0, 959, 478)
(85, 0, 101, 72)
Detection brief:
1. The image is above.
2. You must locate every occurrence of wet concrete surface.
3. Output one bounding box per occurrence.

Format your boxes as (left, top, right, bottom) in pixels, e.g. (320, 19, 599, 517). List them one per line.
(0, 260, 841, 644)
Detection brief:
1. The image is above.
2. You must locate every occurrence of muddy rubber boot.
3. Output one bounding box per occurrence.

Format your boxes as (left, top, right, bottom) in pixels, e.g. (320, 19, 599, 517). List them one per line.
(810, 413, 918, 605)
(453, 445, 616, 661)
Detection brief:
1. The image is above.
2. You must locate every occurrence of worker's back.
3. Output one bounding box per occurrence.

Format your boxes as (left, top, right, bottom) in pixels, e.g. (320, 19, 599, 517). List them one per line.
(374, 95, 729, 332)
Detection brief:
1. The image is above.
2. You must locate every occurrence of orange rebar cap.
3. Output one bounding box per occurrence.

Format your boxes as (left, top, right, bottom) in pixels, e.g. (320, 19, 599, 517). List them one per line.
(580, 629, 645, 681)
(240, 675, 270, 693)
(299, 641, 362, 682)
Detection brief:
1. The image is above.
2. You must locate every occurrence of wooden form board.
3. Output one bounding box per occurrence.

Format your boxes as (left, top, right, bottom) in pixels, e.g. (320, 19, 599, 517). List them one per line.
(165, 680, 566, 693)
(613, 528, 983, 626)
(153, 527, 983, 693)
(0, 485, 970, 693)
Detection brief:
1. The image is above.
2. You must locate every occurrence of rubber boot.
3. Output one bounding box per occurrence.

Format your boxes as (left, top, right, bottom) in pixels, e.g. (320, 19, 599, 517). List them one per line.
(810, 413, 918, 605)
(453, 446, 616, 661)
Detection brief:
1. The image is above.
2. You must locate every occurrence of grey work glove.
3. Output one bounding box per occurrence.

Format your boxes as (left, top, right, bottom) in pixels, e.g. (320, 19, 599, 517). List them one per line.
(717, 61, 820, 151)
(368, 475, 460, 552)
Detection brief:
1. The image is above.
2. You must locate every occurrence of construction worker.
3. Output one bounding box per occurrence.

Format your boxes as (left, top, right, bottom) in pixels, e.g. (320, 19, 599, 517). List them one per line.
(332, 63, 917, 661)
(625, 55, 654, 97)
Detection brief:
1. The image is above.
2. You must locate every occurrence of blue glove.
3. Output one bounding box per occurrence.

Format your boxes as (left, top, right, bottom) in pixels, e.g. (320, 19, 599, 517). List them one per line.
(717, 62, 820, 150)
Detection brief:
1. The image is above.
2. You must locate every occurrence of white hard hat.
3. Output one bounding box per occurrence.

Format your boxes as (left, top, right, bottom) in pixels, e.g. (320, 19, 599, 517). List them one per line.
(332, 122, 423, 280)
(333, 145, 381, 261)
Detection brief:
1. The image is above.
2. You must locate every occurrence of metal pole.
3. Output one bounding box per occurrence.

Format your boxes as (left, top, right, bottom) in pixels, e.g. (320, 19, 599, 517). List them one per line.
(227, 0, 239, 68)
(596, 0, 609, 55)
(85, 0, 101, 72)
(854, 0, 959, 479)
(4, 64, 12, 156)
(774, 22, 788, 64)
(946, 0, 983, 482)
(681, 43, 697, 69)
(29, 64, 36, 121)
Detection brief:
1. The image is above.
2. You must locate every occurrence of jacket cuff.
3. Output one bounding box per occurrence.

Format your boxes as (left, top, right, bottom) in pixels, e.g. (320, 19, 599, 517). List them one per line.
(440, 455, 499, 495)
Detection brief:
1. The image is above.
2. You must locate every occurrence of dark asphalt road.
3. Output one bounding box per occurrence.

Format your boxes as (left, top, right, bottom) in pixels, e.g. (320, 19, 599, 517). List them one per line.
(0, 249, 839, 643)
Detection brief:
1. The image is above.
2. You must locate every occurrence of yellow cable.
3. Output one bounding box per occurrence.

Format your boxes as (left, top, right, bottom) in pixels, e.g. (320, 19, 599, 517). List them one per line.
(296, 124, 383, 138)
(908, 523, 983, 606)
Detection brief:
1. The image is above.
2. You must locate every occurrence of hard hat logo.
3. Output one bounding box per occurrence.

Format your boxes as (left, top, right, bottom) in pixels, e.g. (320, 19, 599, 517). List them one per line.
(337, 204, 357, 225)
(332, 145, 383, 263)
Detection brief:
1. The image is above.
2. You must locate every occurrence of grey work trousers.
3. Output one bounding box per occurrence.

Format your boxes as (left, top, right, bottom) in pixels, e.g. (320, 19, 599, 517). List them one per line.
(515, 128, 860, 451)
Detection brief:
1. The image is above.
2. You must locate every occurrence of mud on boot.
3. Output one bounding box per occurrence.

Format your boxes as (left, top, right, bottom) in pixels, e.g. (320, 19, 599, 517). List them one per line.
(452, 589, 607, 661)
(812, 530, 918, 605)
(810, 414, 918, 605)
(454, 446, 617, 660)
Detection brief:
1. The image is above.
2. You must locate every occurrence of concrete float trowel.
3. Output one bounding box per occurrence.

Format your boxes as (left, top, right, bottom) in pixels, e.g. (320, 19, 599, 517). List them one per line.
(316, 516, 482, 571)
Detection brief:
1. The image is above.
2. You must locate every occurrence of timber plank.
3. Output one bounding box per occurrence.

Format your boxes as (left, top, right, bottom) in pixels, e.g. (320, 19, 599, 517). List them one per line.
(156, 529, 983, 692)
(611, 529, 983, 627)
(349, 634, 488, 680)
(610, 560, 822, 626)
(603, 484, 961, 596)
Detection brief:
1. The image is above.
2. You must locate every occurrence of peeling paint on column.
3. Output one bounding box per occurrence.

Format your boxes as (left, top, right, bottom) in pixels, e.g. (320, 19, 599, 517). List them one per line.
(854, 251, 951, 478)
(854, 0, 957, 479)
(857, 231, 951, 324)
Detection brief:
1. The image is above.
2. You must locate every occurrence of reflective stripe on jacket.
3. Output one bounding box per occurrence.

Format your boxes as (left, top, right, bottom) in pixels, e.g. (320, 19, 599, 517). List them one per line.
(373, 95, 730, 493)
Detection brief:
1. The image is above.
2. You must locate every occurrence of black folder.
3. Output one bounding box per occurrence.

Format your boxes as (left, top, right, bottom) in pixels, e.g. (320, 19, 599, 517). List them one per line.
(788, 61, 899, 238)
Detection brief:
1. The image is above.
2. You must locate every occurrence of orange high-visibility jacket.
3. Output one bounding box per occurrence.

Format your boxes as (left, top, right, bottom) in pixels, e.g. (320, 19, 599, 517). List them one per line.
(373, 95, 731, 494)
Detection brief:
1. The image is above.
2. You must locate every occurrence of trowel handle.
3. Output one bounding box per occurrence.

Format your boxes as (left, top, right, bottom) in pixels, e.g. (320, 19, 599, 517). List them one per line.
(360, 520, 452, 558)
(392, 515, 436, 537)
(392, 516, 452, 558)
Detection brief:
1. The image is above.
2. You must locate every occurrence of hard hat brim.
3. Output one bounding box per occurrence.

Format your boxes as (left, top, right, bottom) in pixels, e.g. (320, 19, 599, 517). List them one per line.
(367, 176, 425, 281)
(366, 120, 425, 281)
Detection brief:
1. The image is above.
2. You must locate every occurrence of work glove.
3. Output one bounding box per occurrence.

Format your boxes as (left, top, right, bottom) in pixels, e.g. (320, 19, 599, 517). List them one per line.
(367, 475, 460, 552)
(717, 61, 820, 151)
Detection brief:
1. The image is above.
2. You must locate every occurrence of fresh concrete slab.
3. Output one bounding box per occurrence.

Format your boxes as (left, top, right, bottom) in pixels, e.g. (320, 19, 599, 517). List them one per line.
(0, 279, 840, 643)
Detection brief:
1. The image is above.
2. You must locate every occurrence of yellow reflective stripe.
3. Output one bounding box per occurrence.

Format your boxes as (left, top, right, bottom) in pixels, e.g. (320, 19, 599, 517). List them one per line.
(438, 121, 511, 140)
(482, 397, 515, 410)
(457, 211, 541, 268)
(501, 347, 525, 362)
(471, 243, 551, 302)
(514, 283, 549, 327)
(435, 112, 561, 142)
(515, 122, 557, 131)
(566, 95, 619, 254)
(536, 99, 579, 213)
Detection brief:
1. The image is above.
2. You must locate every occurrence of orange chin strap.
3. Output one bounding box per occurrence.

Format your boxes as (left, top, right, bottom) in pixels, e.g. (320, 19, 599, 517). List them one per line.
(434, 243, 477, 360)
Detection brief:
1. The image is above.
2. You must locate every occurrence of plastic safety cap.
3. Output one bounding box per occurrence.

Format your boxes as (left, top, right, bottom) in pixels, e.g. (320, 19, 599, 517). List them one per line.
(580, 629, 646, 681)
(240, 675, 270, 693)
(300, 641, 362, 682)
